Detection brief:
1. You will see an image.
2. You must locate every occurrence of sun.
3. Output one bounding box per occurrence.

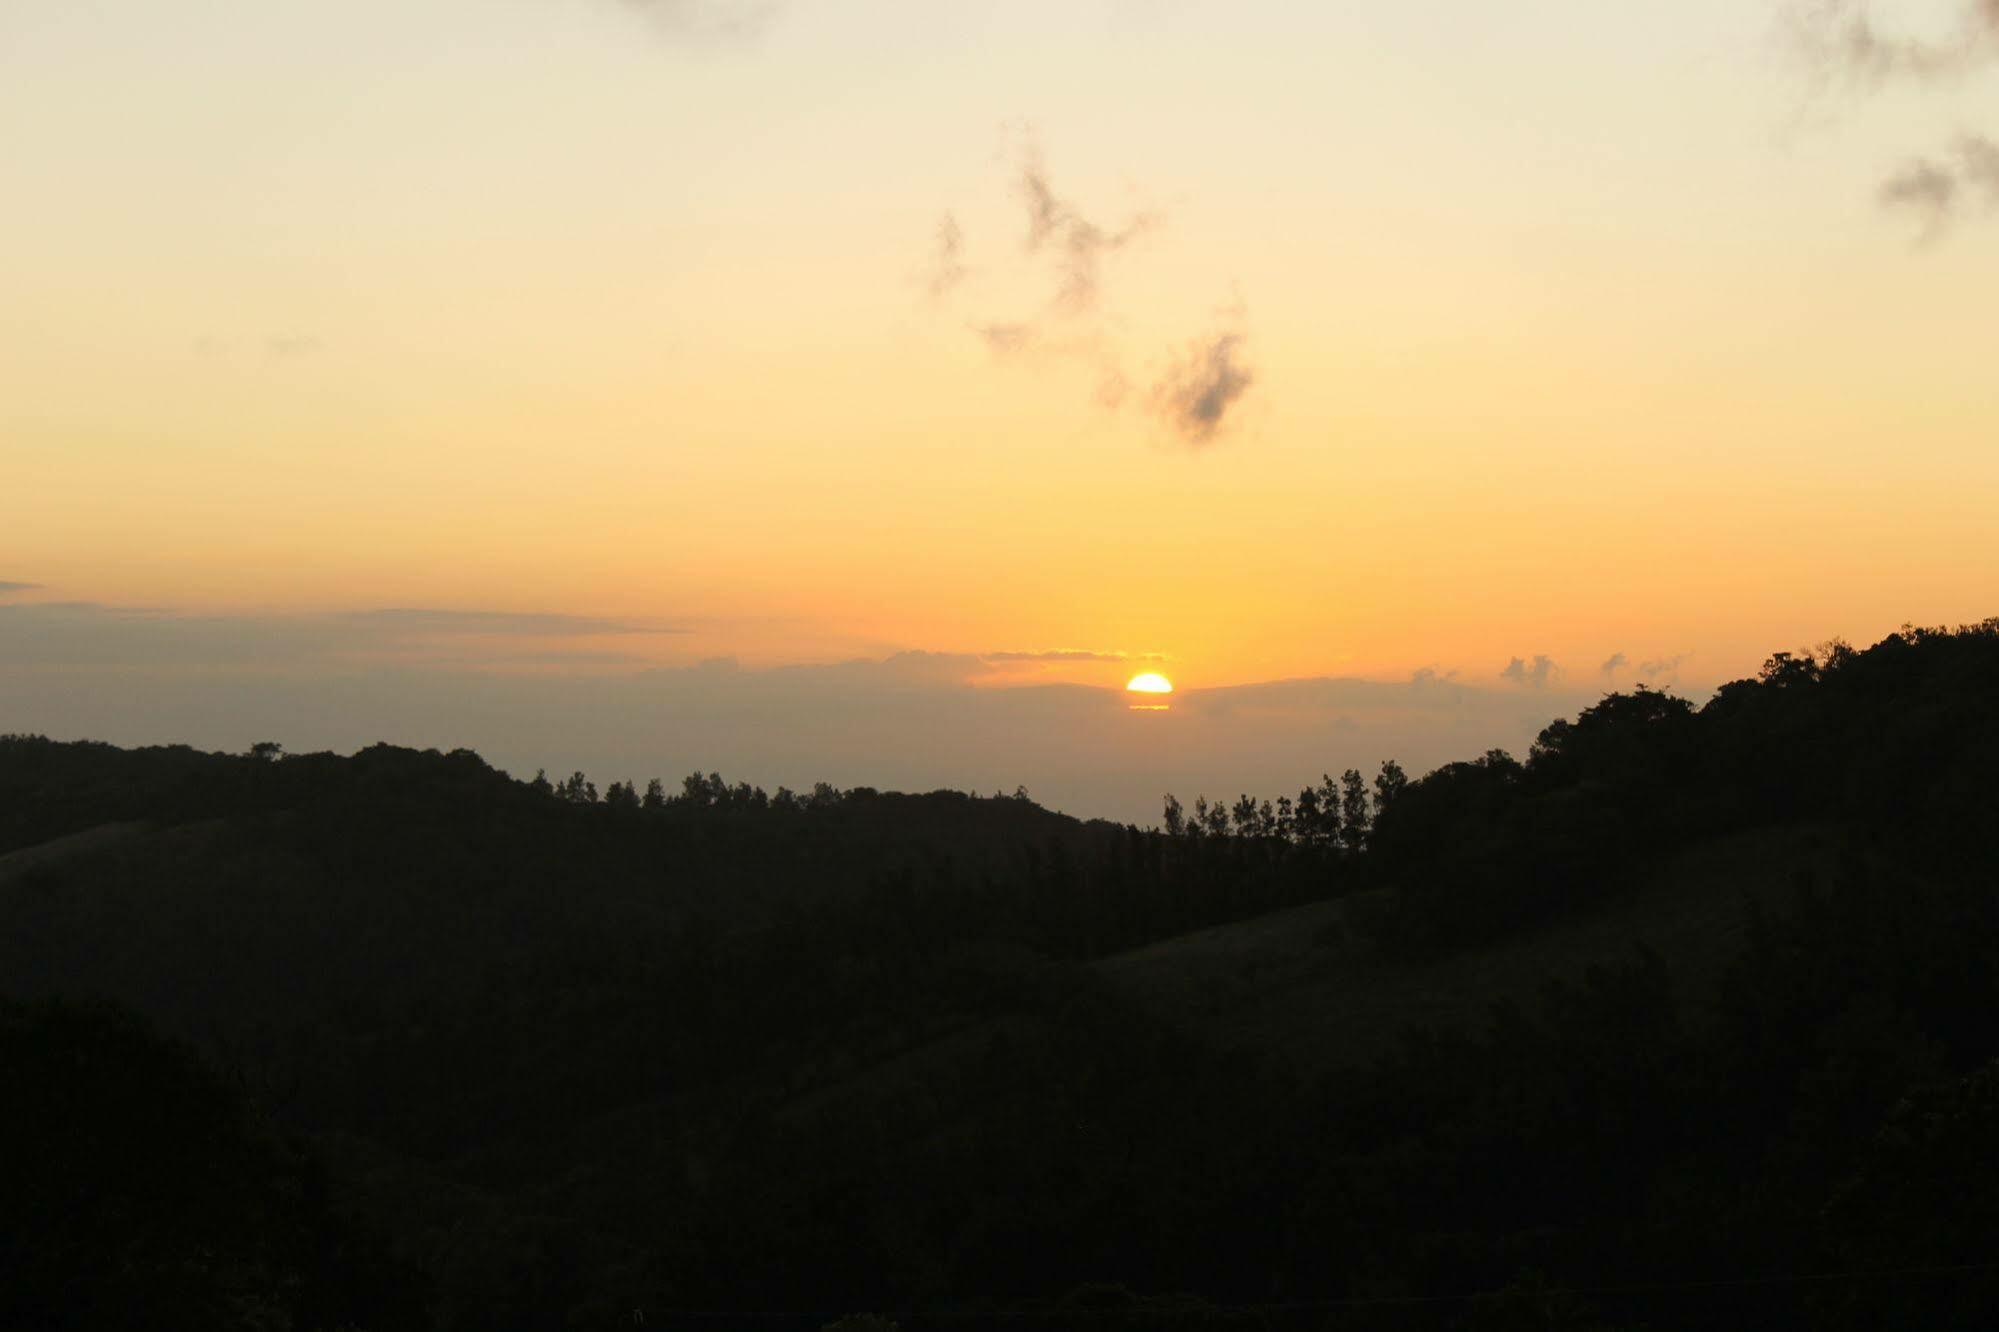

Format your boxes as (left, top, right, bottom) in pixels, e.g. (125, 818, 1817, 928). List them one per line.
(1125, 672, 1174, 695)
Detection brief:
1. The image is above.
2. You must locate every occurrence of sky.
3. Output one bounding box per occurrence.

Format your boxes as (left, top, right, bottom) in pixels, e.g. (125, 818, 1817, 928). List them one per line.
(3, 0, 1996, 823)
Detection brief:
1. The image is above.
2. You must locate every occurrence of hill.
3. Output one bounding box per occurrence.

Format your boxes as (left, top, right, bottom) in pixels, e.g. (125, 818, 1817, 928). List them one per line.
(3, 619, 1998, 1329)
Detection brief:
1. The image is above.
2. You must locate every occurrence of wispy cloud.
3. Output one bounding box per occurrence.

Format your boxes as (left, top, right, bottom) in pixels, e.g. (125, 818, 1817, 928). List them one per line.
(1784, 0, 1999, 87)
(1152, 324, 1254, 447)
(983, 649, 1167, 664)
(337, 608, 679, 637)
(1879, 157, 1957, 237)
(973, 321, 1036, 357)
(0, 601, 678, 672)
(1013, 143, 1158, 314)
(1600, 652, 1629, 680)
(1637, 652, 1691, 685)
(0, 582, 38, 596)
(926, 212, 967, 300)
(265, 334, 322, 359)
(927, 133, 1257, 447)
(618, 0, 783, 45)
(1782, 2, 1999, 239)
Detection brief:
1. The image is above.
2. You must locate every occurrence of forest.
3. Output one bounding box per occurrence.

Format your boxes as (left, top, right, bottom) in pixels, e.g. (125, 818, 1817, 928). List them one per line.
(3, 620, 1997, 1330)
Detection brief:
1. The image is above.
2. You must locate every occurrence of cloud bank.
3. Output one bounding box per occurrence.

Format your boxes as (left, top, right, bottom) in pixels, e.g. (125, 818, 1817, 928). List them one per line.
(0, 603, 1695, 827)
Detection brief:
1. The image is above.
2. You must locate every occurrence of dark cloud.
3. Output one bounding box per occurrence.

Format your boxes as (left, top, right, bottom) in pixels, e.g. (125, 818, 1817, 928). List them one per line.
(618, 0, 782, 45)
(1600, 652, 1629, 679)
(0, 582, 38, 595)
(1499, 654, 1559, 690)
(1152, 329, 1254, 447)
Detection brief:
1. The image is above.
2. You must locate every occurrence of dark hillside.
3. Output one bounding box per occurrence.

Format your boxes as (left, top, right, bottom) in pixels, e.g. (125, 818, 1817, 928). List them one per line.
(4, 620, 1998, 1328)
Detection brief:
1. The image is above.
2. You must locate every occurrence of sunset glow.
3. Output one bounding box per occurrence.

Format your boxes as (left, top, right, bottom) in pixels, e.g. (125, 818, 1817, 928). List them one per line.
(2, 1, 1995, 823)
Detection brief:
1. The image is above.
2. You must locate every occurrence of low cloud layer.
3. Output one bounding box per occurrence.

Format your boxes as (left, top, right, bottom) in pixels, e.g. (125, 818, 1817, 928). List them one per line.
(0, 603, 1709, 827)
(0, 601, 677, 671)
(0, 582, 37, 595)
(1500, 654, 1560, 690)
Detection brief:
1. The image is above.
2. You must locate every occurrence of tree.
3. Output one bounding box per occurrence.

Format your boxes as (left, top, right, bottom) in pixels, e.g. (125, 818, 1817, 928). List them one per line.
(1231, 794, 1260, 837)
(1162, 794, 1186, 838)
(1294, 785, 1325, 847)
(604, 780, 640, 812)
(1373, 759, 1408, 817)
(247, 740, 283, 762)
(642, 777, 667, 810)
(1339, 768, 1370, 855)
(529, 768, 553, 797)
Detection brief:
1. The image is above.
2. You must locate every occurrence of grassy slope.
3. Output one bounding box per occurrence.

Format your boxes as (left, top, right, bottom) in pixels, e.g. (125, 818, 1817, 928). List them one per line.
(1094, 823, 1840, 1071)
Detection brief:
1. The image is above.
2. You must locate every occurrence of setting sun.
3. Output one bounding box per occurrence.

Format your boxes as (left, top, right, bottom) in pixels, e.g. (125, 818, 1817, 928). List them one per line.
(1126, 673, 1174, 695)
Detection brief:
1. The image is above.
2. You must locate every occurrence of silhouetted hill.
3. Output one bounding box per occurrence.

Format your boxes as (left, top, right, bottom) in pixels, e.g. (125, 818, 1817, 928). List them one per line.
(4, 619, 1997, 1329)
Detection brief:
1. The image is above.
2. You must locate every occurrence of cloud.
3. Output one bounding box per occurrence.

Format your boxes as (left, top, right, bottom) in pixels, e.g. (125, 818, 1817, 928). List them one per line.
(983, 649, 1167, 664)
(1781, 3, 1999, 236)
(928, 135, 1256, 447)
(265, 335, 322, 359)
(1785, 0, 1999, 87)
(1880, 156, 1960, 237)
(618, 0, 782, 45)
(0, 609, 1692, 828)
(337, 608, 677, 637)
(0, 582, 38, 596)
(1637, 652, 1690, 684)
(1877, 133, 1999, 239)
(0, 601, 676, 671)
(1964, 130, 1999, 189)
(1600, 652, 1629, 680)
(926, 213, 967, 300)
(1499, 654, 1559, 689)
(1013, 144, 1158, 315)
(973, 321, 1036, 357)
(1152, 327, 1254, 447)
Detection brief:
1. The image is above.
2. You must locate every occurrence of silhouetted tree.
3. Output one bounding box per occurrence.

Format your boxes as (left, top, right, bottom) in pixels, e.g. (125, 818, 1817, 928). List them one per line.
(1373, 758, 1408, 816)
(1339, 768, 1370, 855)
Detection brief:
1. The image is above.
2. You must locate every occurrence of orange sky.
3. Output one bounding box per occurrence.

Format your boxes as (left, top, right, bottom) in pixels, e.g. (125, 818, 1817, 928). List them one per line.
(3, 1, 1996, 813)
